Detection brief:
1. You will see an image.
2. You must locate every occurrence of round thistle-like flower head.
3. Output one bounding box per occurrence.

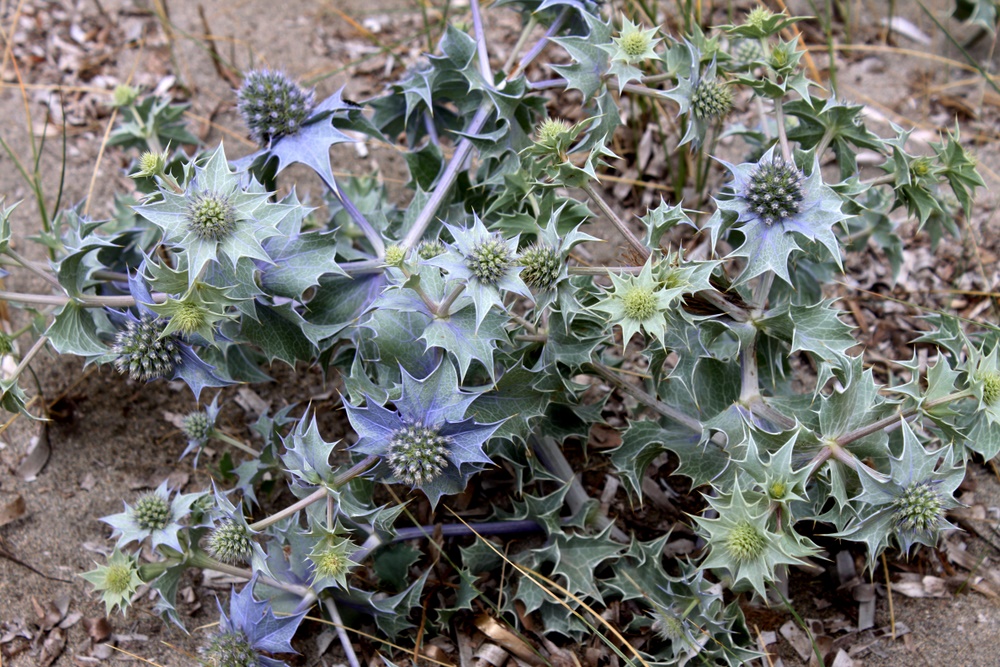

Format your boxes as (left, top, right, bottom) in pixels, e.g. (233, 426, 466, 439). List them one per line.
(892, 481, 944, 533)
(621, 286, 658, 321)
(518, 244, 561, 290)
(81, 549, 143, 616)
(537, 117, 571, 145)
(135, 151, 167, 178)
(620, 30, 651, 59)
(768, 480, 788, 501)
(187, 192, 237, 241)
(200, 631, 257, 667)
(112, 315, 182, 382)
(466, 235, 513, 285)
(690, 79, 733, 120)
(183, 410, 214, 441)
(237, 69, 315, 146)
(387, 421, 451, 486)
(133, 493, 172, 531)
(112, 84, 140, 108)
(417, 239, 446, 260)
(308, 536, 358, 589)
(725, 520, 766, 562)
(208, 520, 254, 565)
(980, 371, 1000, 405)
(651, 609, 686, 643)
(741, 157, 805, 226)
(171, 300, 211, 337)
(746, 6, 775, 31)
(732, 39, 764, 65)
(383, 244, 406, 266)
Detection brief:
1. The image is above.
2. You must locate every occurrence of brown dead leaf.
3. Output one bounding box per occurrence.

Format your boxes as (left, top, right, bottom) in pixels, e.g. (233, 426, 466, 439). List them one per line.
(39, 627, 66, 667)
(83, 617, 112, 643)
(475, 615, 543, 666)
(0, 495, 27, 528)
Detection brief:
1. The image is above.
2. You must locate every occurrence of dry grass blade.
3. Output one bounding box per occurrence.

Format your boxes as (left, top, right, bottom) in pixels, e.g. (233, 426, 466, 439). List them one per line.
(107, 644, 169, 666)
(303, 614, 457, 667)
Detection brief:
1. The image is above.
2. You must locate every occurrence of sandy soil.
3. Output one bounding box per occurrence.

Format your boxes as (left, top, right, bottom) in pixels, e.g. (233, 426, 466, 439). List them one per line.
(0, 0, 999, 666)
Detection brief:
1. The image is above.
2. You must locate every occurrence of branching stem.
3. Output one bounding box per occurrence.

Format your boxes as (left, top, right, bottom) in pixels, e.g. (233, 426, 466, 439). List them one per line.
(588, 360, 702, 433)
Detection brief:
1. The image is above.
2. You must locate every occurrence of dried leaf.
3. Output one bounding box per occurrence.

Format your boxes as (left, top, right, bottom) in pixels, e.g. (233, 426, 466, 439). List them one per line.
(17, 429, 50, 481)
(0, 494, 26, 527)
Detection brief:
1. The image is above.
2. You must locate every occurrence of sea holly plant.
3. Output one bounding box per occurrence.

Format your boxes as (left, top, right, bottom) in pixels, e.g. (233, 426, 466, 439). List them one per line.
(0, 2, 993, 664)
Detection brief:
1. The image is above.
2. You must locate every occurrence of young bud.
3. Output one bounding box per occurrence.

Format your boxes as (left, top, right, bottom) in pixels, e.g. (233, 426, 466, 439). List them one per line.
(383, 244, 406, 266)
(182, 410, 215, 442)
(134, 151, 168, 178)
(111, 84, 140, 108)
(518, 244, 561, 290)
(621, 286, 659, 321)
(417, 240, 446, 260)
(133, 493, 172, 531)
(690, 79, 733, 120)
(724, 520, 766, 562)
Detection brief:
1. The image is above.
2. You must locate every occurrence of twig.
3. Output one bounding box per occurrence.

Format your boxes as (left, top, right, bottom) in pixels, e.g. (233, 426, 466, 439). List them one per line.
(582, 183, 650, 261)
(588, 360, 702, 433)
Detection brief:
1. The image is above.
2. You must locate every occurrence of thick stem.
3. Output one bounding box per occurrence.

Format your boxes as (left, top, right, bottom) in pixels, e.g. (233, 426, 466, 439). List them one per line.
(323, 598, 361, 667)
(9, 335, 48, 385)
(509, 9, 568, 79)
(588, 361, 702, 433)
(401, 105, 491, 250)
(0, 290, 167, 308)
(738, 336, 759, 404)
(774, 99, 792, 163)
(751, 272, 774, 312)
(470, 0, 492, 82)
(248, 455, 380, 532)
(835, 390, 973, 448)
(186, 549, 312, 598)
(582, 183, 650, 262)
(435, 283, 466, 318)
(531, 434, 629, 543)
(329, 181, 385, 258)
(5, 248, 61, 289)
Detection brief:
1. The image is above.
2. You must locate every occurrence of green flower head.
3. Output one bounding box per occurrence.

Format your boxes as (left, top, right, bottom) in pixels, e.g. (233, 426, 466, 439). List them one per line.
(593, 258, 684, 346)
(81, 549, 144, 617)
(101, 480, 201, 554)
(968, 344, 1000, 424)
(834, 420, 964, 570)
(694, 484, 818, 597)
(306, 526, 360, 591)
(134, 144, 293, 287)
(612, 16, 660, 64)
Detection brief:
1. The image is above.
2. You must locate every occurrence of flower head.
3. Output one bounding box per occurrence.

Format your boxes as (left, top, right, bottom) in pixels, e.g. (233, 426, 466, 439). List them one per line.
(663, 44, 731, 148)
(611, 17, 660, 64)
(383, 244, 406, 266)
(306, 526, 359, 591)
(968, 344, 1000, 425)
(105, 271, 229, 400)
(101, 480, 201, 553)
(134, 144, 292, 287)
(834, 420, 963, 569)
(179, 395, 223, 465)
(201, 574, 305, 667)
(81, 549, 143, 617)
(425, 216, 531, 330)
(593, 258, 685, 346)
(344, 361, 501, 506)
(695, 484, 818, 597)
(417, 239, 446, 260)
(112, 314, 182, 382)
(209, 520, 255, 565)
(237, 69, 315, 146)
(134, 150, 167, 178)
(711, 145, 847, 286)
(518, 243, 562, 290)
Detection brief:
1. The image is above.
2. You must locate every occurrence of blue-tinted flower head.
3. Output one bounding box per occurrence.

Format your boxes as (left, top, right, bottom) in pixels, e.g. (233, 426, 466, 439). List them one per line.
(101, 480, 201, 553)
(712, 146, 847, 285)
(201, 574, 305, 667)
(106, 270, 229, 400)
(834, 420, 964, 569)
(344, 361, 501, 506)
(237, 69, 316, 146)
